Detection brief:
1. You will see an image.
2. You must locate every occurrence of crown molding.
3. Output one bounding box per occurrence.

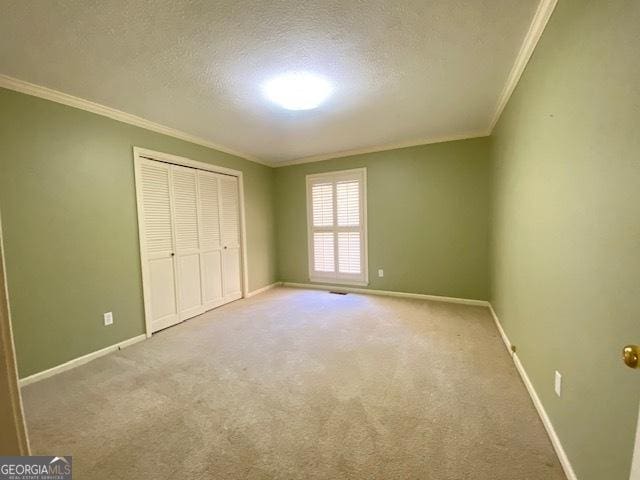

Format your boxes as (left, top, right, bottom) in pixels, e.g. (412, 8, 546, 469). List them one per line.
(273, 130, 490, 167)
(488, 0, 558, 132)
(0, 74, 272, 167)
(1, 0, 557, 169)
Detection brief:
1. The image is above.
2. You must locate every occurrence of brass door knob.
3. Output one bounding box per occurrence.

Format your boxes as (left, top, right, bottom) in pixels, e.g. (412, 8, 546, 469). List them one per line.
(623, 345, 640, 369)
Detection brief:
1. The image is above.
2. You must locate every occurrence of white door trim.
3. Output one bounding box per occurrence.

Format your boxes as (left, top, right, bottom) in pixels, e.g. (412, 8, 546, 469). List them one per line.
(133, 147, 249, 337)
(631, 404, 640, 479)
(0, 209, 30, 454)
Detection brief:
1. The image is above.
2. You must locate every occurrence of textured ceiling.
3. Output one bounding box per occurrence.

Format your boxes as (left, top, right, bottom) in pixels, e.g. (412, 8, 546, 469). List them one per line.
(0, 0, 540, 165)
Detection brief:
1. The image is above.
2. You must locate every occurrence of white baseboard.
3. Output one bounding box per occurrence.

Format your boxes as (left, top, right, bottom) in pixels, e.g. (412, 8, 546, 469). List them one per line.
(488, 304, 513, 352)
(246, 282, 282, 298)
(19, 334, 147, 387)
(281, 282, 490, 307)
(489, 304, 578, 480)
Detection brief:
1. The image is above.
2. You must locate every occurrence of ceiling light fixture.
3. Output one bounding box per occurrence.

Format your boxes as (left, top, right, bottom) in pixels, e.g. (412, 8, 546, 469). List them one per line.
(262, 72, 333, 111)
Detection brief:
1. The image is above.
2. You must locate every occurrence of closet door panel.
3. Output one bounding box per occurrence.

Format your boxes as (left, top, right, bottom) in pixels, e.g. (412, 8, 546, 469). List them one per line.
(221, 248, 241, 298)
(198, 171, 224, 308)
(201, 251, 223, 306)
(139, 160, 179, 332)
(171, 165, 204, 319)
(178, 254, 203, 318)
(148, 257, 177, 326)
(198, 171, 222, 249)
(220, 176, 240, 248)
(219, 176, 242, 299)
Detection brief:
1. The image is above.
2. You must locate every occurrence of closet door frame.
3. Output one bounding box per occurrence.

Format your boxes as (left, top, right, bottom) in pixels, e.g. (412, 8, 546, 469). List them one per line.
(133, 147, 249, 338)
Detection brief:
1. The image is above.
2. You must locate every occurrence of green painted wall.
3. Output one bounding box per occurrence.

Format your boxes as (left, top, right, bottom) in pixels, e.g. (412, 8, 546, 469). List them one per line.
(0, 88, 277, 378)
(275, 138, 491, 300)
(489, 1, 640, 479)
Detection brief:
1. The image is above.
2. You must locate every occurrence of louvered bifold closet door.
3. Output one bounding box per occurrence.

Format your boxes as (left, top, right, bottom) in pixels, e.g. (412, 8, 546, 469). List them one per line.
(197, 170, 224, 309)
(219, 175, 242, 300)
(171, 165, 206, 320)
(139, 159, 179, 332)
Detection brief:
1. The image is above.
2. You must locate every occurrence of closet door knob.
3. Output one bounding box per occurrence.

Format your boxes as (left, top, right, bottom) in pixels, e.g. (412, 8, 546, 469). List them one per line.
(623, 345, 640, 369)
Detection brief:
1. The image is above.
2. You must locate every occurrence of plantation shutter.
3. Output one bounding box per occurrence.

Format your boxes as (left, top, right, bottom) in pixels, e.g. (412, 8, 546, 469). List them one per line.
(307, 168, 367, 285)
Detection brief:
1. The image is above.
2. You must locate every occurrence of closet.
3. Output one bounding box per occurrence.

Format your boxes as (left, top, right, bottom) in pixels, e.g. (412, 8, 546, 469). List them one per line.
(136, 155, 243, 333)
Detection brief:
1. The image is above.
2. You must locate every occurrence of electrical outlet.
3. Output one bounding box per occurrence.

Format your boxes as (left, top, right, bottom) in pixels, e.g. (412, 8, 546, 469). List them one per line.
(554, 371, 562, 397)
(378, 269, 384, 277)
(103, 312, 113, 326)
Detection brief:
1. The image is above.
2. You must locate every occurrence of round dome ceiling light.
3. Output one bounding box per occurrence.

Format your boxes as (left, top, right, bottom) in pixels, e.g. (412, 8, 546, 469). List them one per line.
(262, 72, 333, 111)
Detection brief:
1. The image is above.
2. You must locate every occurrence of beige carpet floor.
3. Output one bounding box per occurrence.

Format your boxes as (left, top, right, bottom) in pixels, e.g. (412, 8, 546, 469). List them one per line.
(22, 287, 565, 479)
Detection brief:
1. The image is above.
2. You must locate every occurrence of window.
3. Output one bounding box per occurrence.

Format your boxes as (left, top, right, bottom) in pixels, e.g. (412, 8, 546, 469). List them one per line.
(306, 168, 368, 285)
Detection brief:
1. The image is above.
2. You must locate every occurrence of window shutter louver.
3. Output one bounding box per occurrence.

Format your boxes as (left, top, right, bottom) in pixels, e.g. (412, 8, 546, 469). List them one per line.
(336, 181, 360, 226)
(313, 232, 335, 272)
(338, 232, 361, 274)
(312, 183, 334, 227)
